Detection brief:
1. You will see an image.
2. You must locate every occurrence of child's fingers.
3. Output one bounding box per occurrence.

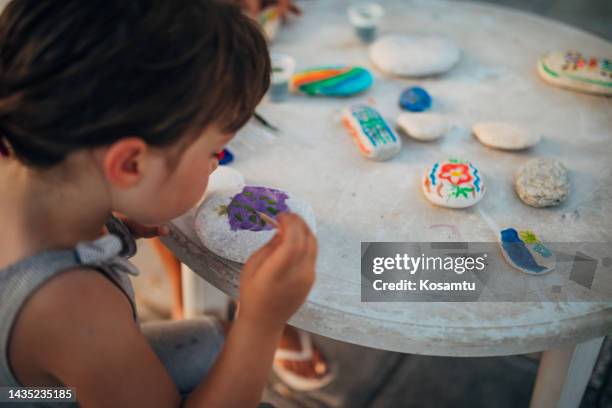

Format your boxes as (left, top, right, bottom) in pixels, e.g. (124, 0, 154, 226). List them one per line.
(242, 0, 260, 17)
(134, 225, 162, 238)
(243, 234, 282, 275)
(263, 213, 309, 275)
(243, 212, 302, 274)
(280, 212, 315, 255)
(122, 220, 168, 239)
(305, 229, 318, 261)
(243, 213, 314, 281)
(288, 2, 302, 15)
(296, 219, 318, 284)
(276, 213, 307, 249)
(277, 0, 300, 17)
(293, 213, 317, 271)
(276, 0, 289, 16)
(305, 235, 318, 280)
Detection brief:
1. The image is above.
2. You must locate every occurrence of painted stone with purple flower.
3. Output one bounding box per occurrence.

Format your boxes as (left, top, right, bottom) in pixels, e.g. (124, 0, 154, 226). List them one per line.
(224, 186, 289, 231)
(194, 186, 316, 263)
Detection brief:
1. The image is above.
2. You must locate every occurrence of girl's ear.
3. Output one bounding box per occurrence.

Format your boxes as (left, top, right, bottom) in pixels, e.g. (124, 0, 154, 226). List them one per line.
(102, 138, 148, 188)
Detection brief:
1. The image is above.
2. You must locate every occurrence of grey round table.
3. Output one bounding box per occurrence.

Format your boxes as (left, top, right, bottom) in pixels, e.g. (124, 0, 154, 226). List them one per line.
(161, 1, 612, 407)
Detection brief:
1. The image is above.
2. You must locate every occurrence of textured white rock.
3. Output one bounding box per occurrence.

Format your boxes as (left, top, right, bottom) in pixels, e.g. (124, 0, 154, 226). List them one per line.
(515, 158, 569, 208)
(396, 112, 448, 141)
(473, 121, 540, 150)
(369, 34, 461, 77)
(194, 190, 316, 264)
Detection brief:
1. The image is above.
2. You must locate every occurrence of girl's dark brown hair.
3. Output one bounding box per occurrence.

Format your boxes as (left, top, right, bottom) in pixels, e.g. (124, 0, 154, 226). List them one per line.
(0, 0, 270, 167)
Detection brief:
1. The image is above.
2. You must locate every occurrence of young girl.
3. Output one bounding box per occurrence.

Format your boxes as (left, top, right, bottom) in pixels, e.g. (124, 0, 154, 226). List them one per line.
(0, 0, 317, 406)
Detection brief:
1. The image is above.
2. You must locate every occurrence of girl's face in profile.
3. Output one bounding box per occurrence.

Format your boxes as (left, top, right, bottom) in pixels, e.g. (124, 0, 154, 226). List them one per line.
(134, 123, 233, 225)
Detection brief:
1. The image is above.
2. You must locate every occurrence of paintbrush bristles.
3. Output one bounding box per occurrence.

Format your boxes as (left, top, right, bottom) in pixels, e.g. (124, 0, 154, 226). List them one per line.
(257, 211, 279, 229)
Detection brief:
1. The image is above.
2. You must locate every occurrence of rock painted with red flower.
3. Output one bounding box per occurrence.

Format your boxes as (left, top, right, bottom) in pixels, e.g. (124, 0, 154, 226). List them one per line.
(194, 186, 316, 263)
(422, 158, 485, 208)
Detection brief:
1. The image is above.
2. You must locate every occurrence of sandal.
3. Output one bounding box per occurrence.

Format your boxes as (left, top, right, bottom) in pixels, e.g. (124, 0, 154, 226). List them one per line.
(273, 329, 336, 391)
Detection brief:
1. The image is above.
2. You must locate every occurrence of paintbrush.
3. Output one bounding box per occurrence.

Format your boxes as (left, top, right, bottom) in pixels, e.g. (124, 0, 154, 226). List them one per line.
(256, 211, 279, 229)
(253, 111, 280, 132)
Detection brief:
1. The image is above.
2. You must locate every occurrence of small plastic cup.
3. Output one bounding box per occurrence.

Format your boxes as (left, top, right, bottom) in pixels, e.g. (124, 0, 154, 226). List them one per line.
(269, 54, 296, 103)
(348, 3, 384, 44)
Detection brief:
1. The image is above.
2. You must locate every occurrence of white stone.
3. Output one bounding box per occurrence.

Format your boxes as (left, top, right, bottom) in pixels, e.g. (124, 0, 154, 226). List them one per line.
(537, 51, 612, 96)
(473, 121, 541, 150)
(342, 105, 401, 161)
(422, 159, 485, 208)
(515, 158, 569, 208)
(396, 113, 448, 141)
(194, 189, 316, 264)
(369, 34, 461, 77)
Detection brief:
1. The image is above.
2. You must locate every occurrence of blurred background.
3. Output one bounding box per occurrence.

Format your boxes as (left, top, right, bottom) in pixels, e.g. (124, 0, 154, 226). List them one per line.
(457, 0, 610, 41)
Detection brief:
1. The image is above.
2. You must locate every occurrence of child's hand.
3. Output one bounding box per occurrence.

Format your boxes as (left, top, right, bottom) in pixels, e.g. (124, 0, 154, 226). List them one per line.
(241, 0, 302, 19)
(111, 212, 169, 239)
(239, 213, 317, 331)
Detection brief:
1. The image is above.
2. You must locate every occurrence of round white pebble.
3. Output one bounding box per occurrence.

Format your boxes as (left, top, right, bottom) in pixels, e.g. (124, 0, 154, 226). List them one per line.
(473, 121, 541, 150)
(396, 113, 448, 141)
(370, 34, 461, 77)
(515, 158, 569, 208)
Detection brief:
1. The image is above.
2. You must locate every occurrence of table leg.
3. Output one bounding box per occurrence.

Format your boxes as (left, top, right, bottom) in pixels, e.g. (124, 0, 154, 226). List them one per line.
(530, 336, 605, 408)
(150, 237, 184, 319)
(181, 266, 230, 319)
